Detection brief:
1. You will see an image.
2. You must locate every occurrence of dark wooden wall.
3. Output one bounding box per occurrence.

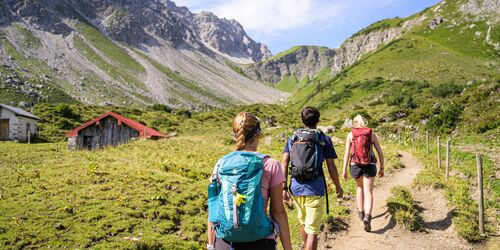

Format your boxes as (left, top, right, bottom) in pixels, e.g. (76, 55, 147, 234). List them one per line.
(76, 117, 139, 150)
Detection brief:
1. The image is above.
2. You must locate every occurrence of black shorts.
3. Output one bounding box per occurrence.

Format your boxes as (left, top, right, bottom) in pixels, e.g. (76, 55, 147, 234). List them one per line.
(215, 237, 276, 250)
(350, 164, 377, 179)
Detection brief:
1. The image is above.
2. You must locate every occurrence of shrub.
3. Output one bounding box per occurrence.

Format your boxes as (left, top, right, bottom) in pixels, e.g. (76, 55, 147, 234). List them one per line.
(473, 115, 499, 133)
(426, 103, 463, 134)
(445, 178, 483, 242)
(150, 104, 172, 113)
(431, 82, 462, 98)
(54, 104, 79, 119)
(386, 186, 423, 231)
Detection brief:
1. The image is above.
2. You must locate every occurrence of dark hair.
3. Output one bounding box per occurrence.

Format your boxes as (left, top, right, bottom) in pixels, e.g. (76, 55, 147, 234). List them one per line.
(301, 106, 320, 128)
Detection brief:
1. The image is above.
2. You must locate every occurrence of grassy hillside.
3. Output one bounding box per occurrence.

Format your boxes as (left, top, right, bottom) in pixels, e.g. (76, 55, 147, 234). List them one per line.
(290, 0, 499, 141)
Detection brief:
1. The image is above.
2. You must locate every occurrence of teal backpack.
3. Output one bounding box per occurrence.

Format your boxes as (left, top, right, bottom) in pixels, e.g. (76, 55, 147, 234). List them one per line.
(208, 151, 274, 242)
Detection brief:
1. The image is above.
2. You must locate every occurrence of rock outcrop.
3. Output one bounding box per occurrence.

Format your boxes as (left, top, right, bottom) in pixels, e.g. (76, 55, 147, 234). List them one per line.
(245, 14, 426, 84)
(244, 46, 336, 83)
(60, 0, 272, 63)
(192, 11, 272, 63)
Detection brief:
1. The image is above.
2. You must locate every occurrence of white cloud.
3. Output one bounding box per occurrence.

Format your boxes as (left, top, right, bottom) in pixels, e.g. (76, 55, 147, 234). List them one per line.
(173, 0, 343, 34)
(173, 0, 399, 36)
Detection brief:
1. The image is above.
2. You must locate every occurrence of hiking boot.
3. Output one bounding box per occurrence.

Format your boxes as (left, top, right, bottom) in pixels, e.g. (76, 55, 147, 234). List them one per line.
(363, 214, 372, 232)
(358, 211, 365, 221)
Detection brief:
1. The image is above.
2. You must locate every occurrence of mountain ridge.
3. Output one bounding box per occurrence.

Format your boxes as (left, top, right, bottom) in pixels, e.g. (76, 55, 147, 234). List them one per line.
(0, 0, 284, 108)
(244, 0, 498, 94)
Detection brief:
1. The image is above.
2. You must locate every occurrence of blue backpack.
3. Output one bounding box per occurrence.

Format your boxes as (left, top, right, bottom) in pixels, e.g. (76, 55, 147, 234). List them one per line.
(208, 151, 274, 242)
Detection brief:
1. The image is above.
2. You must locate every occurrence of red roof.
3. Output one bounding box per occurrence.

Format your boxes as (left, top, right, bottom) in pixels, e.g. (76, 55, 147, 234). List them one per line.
(66, 111, 166, 138)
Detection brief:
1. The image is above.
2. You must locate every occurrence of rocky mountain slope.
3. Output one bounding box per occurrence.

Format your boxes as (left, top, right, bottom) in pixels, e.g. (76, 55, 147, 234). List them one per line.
(244, 45, 336, 85)
(244, 0, 498, 94)
(0, 0, 284, 108)
(290, 0, 499, 137)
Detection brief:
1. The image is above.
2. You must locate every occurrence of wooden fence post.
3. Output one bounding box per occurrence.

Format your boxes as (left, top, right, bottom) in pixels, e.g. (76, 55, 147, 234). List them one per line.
(426, 130, 429, 154)
(445, 140, 450, 181)
(437, 136, 441, 169)
(476, 154, 484, 234)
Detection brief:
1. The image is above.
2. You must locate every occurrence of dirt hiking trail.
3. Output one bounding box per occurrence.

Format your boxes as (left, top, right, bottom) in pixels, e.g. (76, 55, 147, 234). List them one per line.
(319, 151, 476, 250)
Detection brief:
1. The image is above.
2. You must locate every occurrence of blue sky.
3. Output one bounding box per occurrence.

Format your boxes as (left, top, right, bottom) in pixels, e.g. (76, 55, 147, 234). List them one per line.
(175, 0, 441, 54)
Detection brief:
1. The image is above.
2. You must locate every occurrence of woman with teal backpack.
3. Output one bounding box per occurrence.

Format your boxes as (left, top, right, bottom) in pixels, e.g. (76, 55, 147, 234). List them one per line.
(207, 112, 292, 250)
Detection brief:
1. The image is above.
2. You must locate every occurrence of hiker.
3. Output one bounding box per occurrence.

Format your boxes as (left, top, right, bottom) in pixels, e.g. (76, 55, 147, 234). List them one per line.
(281, 106, 343, 250)
(342, 115, 384, 232)
(207, 112, 292, 250)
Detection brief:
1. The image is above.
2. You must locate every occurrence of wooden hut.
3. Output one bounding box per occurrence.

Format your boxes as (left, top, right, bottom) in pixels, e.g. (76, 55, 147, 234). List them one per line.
(0, 103, 41, 142)
(66, 111, 165, 150)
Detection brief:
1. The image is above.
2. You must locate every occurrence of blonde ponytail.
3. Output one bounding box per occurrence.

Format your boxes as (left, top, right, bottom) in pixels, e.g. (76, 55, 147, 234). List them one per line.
(232, 112, 260, 150)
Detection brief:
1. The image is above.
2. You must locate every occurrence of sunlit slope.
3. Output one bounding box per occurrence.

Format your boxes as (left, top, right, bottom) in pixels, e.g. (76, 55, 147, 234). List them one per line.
(290, 0, 499, 136)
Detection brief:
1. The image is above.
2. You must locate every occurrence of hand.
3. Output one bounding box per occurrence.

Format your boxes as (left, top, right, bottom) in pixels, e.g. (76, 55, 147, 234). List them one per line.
(342, 170, 348, 180)
(283, 190, 291, 204)
(336, 186, 343, 199)
(379, 168, 385, 178)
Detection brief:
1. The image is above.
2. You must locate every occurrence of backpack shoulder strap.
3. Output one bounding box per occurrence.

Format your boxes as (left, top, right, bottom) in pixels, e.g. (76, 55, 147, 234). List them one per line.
(212, 158, 224, 181)
(255, 153, 269, 159)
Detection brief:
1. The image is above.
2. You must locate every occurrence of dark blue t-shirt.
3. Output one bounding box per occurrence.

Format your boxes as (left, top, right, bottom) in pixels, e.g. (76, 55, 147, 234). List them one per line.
(283, 132, 337, 196)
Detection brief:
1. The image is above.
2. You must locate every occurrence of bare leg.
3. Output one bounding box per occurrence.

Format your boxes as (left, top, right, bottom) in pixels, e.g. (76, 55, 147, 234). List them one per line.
(363, 176, 375, 215)
(305, 234, 318, 250)
(355, 177, 364, 213)
(300, 225, 307, 243)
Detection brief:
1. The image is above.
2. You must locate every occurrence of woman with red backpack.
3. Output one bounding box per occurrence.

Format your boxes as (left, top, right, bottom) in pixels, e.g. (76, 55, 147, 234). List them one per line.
(207, 112, 292, 250)
(342, 115, 384, 232)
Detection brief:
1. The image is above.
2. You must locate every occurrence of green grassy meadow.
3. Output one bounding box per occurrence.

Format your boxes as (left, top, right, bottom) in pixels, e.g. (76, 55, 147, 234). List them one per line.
(0, 104, 409, 249)
(1, 0, 498, 248)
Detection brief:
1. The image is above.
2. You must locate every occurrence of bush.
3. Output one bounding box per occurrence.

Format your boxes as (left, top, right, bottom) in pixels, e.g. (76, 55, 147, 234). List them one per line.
(54, 104, 79, 119)
(445, 178, 484, 242)
(473, 115, 499, 133)
(386, 186, 423, 231)
(426, 103, 463, 134)
(150, 104, 172, 113)
(431, 82, 462, 98)
(328, 88, 352, 104)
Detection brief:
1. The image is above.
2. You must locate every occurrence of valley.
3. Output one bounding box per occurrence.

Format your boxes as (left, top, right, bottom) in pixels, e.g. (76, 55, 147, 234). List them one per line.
(0, 0, 499, 249)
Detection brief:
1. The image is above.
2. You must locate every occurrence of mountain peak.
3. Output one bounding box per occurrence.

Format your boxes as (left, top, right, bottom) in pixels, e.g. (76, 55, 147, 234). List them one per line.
(0, 0, 285, 107)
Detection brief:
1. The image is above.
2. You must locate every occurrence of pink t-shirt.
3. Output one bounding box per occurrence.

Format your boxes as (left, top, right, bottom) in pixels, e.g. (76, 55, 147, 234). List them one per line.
(260, 157, 286, 214)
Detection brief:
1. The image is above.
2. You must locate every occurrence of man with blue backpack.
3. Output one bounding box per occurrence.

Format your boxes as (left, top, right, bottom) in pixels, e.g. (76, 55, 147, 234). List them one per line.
(281, 106, 343, 250)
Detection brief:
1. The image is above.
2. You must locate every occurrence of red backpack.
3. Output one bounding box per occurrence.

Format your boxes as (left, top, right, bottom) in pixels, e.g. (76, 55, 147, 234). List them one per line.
(351, 128, 376, 166)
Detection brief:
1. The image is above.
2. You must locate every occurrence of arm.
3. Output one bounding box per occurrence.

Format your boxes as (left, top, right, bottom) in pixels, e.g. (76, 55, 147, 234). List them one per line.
(207, 222, 215, 248)
(372, 133, 385, 177)
(342, 133, 352, 180)
(325, 158, 343, 198)
(270, 184, 293, 250)
(280, 153, 291, 203)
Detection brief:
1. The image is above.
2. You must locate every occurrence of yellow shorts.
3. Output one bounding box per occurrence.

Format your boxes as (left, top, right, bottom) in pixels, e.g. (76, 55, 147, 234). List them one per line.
(292, 196, 325, 235)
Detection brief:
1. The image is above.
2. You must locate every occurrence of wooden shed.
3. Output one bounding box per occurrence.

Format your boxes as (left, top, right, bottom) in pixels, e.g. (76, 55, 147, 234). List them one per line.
(66, 111, 165, 150)
(0, 103, 41, 142)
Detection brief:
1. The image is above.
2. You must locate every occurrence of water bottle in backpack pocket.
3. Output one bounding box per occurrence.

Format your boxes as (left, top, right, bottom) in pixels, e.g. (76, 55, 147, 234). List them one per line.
(209, 151, 274, 242)
(208, 174, 221, 222)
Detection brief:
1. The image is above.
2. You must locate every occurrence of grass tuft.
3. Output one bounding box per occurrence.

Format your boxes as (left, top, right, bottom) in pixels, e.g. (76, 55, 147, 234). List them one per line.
(387, 186, 423, 231)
